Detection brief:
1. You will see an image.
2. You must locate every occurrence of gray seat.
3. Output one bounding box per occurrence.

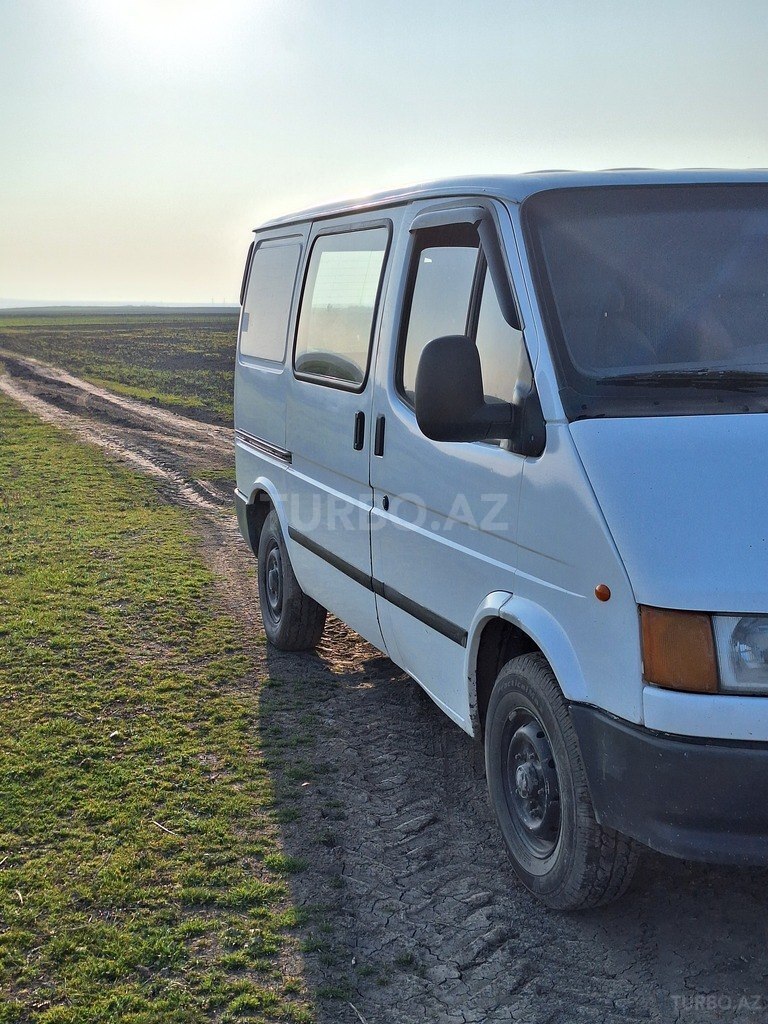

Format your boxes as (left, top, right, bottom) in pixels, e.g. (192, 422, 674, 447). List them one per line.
(558, 277, 656, 372)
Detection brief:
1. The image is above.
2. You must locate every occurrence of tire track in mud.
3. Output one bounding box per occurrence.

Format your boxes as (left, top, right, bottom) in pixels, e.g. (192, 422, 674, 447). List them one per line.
(3, 353, 768, 1024)
(0, 352, 232, 515)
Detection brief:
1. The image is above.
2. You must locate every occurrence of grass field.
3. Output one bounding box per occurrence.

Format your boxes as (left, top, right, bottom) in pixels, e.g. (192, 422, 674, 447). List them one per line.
(0, 395, 313, 1023)
(0, 309, 238, 425)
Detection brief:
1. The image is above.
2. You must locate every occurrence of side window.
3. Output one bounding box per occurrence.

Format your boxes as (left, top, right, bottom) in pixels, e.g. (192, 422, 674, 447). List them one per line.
(294, 226, 389, 388)
(240, 239, 302, 362)
(399, 222, 530, 415)
(400, 233, 479, 400)
(475, 266, 531, 404)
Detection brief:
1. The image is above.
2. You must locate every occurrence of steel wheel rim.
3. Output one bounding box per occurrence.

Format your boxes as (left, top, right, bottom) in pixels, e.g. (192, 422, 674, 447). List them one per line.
(501, 709, 561, 860)
(264, 541, 283, 623)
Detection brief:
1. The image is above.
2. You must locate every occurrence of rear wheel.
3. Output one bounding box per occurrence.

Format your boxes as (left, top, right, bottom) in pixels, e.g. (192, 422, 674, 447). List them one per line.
(485, 653, 639, 910)
(257, 510, 327, 651)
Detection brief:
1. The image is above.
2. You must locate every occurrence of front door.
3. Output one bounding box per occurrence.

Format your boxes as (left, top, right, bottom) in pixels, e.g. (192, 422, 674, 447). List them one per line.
(370, 202, 535, 727)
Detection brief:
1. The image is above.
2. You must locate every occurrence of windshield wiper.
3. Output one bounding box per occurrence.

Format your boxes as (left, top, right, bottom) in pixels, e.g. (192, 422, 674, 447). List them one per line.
(599, 368, 768, 390)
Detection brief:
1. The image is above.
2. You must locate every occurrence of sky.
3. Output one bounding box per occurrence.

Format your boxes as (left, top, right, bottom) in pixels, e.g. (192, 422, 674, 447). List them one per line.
(1, 0, 768, 305)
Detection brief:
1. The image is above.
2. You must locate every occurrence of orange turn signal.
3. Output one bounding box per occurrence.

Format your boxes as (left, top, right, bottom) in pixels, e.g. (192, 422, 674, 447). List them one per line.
(639, 606, 718, 693)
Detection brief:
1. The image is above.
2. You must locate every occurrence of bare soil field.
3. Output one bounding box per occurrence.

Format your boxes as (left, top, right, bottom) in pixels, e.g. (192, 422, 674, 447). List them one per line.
(0, 308, 238, 425)
(2, 350, 767, 1024)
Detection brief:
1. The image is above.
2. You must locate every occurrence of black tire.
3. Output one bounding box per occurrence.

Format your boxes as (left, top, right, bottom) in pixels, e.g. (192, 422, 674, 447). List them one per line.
(485, 653, 640, 910)
(257, 510, 327, 651)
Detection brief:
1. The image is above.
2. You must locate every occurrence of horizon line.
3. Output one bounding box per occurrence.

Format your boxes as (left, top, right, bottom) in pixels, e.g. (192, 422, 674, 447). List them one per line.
(0, 300, 240, 311)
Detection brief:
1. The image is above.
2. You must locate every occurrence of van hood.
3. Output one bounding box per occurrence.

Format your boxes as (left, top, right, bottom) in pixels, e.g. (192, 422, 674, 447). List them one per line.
(569, 414, 768, 612)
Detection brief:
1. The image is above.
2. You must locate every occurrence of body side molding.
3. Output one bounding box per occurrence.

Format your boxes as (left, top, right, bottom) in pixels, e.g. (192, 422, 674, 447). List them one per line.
(288, 527, 468, 647)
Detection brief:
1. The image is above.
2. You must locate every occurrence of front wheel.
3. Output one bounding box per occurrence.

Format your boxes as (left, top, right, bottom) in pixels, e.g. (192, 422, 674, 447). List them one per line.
(485, 653, 639, 910)
(257, 510, 327, 651)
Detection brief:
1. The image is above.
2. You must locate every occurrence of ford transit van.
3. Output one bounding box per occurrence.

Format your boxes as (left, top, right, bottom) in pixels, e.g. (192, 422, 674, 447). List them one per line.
(234, 171, 768, 909)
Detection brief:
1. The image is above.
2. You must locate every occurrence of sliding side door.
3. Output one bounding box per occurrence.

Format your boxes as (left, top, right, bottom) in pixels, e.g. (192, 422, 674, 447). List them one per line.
(284, 213, 398, 651)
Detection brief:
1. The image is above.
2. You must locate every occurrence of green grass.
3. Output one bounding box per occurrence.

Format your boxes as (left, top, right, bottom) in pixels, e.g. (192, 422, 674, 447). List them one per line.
(0, 395, 313, 1022)
(0, 310, 238, 425)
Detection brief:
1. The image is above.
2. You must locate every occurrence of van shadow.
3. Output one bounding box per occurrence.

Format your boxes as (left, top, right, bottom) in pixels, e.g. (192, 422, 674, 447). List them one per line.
(258, 621, 768, 1024)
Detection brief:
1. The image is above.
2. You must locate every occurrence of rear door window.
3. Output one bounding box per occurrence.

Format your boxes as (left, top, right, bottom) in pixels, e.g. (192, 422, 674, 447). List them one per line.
(240, 239, 302, 363)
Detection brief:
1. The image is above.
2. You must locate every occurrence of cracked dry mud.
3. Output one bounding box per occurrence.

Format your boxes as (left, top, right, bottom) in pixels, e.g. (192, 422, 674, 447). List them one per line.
(2, 352, 767, 1024)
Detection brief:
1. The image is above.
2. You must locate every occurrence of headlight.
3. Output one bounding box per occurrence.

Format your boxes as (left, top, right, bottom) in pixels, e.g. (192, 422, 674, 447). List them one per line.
(713, 615, 768, 695)
(640, 607, 768, 696)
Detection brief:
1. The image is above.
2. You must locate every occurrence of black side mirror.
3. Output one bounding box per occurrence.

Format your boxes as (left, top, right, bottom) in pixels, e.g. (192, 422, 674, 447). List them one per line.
(414, 335, 515, 442)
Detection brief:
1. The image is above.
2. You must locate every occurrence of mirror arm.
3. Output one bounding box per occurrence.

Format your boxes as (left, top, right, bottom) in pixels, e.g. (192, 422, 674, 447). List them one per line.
(476, 401, 516, 441)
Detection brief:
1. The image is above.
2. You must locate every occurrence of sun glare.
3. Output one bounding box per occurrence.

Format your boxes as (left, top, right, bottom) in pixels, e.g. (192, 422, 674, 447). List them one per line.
(87, 0, 252, 65)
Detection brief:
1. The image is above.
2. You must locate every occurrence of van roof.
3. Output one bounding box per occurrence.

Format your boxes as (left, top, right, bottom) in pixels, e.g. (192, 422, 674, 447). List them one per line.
(257, 168, 768, 230)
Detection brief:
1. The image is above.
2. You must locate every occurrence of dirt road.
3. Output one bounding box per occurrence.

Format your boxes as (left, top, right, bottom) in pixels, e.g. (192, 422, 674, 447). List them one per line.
(2, 352, 767, 1024)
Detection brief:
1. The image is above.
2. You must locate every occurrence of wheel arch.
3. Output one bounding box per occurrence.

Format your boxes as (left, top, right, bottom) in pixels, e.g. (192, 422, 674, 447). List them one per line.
(466, 593, 590, 740)
(242, 477, 288, 555)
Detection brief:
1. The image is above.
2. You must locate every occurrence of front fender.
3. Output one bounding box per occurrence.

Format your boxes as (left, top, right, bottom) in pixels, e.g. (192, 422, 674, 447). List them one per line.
(464, 592, 515, 735)
(465, 592, 591, 737)
(497, 595, 590, 702)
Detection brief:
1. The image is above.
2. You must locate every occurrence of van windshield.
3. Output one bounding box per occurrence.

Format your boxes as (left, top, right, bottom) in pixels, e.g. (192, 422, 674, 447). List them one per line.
(522, 184, 768, 419)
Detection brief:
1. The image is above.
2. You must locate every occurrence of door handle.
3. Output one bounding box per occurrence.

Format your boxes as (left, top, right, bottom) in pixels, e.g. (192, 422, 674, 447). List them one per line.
(374, 415, 386, 457)
(353, 410, 365, 451)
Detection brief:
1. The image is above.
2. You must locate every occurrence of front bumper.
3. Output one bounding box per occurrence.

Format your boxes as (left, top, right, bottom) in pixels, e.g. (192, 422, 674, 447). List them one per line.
(571, 704, 768, 864)
(644, 684, 768, 741)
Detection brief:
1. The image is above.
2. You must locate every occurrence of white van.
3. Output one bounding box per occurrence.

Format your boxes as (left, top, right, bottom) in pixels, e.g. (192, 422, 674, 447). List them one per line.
(234, 171, 768, 909)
